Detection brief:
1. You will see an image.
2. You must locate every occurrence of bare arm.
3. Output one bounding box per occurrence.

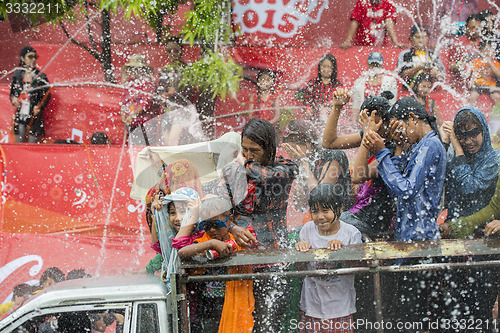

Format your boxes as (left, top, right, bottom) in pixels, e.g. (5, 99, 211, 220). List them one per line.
(351, 110, 382, 183)
(322, 88, 363, 149)
(385, 18, 403, 48)
(341, 20, 359, 50)
(177, 239, 232, 259)
(269, 98, 281, 125)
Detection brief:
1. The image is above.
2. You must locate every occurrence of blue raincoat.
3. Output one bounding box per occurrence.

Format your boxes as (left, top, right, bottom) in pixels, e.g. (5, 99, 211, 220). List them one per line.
(375, 131, 446, 241)
(154, 187, 200, 291)
(446, 107, 500, 222)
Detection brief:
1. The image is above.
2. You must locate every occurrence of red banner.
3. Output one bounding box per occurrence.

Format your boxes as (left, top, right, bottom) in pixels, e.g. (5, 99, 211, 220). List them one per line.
(0, 232, 152, 304)
(0, 143, 146, 235)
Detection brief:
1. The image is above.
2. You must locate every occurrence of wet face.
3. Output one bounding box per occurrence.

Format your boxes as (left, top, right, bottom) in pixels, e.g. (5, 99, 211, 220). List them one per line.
(416, 80, 432, 99)
(466, 19, 481, 40)
(42, 277, 56, 289)
(410, 31, 429, 50)
(166, 41, 182, 62)
(242, 136, 267, 165)
(257, 73, 273, 92)
(319, 58, 334, 81)
(168, 201, 188, 231)
(456, 124, 483, 155)
(22, 51, 38, 69)
(311, 205, 339, 234)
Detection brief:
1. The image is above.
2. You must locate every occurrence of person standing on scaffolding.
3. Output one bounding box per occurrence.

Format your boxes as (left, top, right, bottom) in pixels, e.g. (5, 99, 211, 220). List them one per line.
(119, 54, 155, 144)
(10, 46, 51, 143)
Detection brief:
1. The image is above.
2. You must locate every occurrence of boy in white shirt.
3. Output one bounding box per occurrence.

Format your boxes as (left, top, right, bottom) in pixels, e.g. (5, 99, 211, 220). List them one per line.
(295, 183, 362, 333)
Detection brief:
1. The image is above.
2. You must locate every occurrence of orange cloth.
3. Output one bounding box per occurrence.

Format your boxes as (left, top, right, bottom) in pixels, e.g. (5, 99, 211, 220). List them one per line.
(471, 58, 500, 87)
(193, 232, 254, 333)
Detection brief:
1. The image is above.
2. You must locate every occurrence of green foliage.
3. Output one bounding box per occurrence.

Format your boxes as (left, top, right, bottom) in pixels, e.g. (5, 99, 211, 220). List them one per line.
(100, 0, 179, 20)
(178, 50, 242, 100)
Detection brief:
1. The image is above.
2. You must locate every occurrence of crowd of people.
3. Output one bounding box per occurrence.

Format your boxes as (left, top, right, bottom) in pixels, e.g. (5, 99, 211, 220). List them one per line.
(5, 1, 500, 333)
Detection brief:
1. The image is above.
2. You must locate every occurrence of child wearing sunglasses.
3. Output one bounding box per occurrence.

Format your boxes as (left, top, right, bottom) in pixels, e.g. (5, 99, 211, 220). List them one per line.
(295, 183, 362, 333)
(177, 197, 254, 333)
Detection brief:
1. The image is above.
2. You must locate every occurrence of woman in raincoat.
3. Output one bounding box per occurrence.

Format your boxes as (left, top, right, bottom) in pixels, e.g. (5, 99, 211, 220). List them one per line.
(439, 107, 500, 332)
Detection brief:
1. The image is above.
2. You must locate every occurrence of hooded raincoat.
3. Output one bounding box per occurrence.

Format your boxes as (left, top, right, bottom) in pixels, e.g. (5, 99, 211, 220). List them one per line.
(446, 107, 500, 226)
(374, 130, 446, 241)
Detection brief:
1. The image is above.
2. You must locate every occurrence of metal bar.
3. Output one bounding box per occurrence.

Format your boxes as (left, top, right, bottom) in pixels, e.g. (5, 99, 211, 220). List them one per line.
(371, 261, 384, 333)
(184, 259, 500, 282)
(186, 266, 372, 282)
(170, 273, 179, 333)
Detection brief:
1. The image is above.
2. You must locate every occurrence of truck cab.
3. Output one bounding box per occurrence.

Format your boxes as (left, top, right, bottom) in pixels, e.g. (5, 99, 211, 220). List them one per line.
(0, 275, 172, 333)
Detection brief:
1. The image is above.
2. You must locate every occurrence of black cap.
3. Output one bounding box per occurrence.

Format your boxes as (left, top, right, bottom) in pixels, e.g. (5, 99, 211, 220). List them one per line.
(20, 46, 36, 58)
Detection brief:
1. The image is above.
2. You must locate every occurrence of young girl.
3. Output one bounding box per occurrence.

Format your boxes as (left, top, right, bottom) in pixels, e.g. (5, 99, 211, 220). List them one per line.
(249, 69, 281, 126)
(410, 71, 439, 120)
(363, 96, 446, 329)
(295, 183, 362, 333)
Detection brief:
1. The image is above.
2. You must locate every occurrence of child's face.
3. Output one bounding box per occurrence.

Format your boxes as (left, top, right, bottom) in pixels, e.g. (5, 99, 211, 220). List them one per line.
(466, 19, 481, 40)
(311, 205, 339, 234)
(168, 201, 188, 231)
(13, 295, 26, 306)
(410, 31, 429, 50)
(456, 123, 483, 155)
(416, 80, 432, 98)
(257, 73, 273, 92)
(320, 59, 334, 80)
(203, 213, 230, 240)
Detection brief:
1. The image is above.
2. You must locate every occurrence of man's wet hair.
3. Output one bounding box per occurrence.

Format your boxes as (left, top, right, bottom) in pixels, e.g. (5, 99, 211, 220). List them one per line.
(454, 109, 481, 132)
(308, 183, 344, 217)
(40, 267, 65, 285)
(360, 91, 393, 123)
(241, 118, 277, 166)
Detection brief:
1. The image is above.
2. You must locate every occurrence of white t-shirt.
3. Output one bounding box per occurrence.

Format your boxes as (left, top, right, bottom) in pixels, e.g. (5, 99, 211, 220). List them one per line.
(299, 220, 362, 319)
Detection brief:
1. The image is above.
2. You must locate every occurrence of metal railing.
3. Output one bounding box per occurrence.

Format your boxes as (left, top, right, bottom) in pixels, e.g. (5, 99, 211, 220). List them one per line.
(172, 238, 500, 333)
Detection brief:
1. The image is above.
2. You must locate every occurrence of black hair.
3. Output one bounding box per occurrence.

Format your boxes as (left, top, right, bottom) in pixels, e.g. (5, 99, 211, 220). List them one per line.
(466, 14, 482, 25)
(410, 23, 429, 38)
(411, 71, 434, 94)
(454, 109, 482, 132)
(40, 267, 65, 285)
(479, 10, 493, 21)
(257, 69, 275, 83)
(390, 97, 441, 141)
(282, 119, 319, 147)
(360, 91, 393, 123)
(165, 37, 183, 49)
(91, 132, 110, 145)
(66, 269, 91, 280)
(308, 183, 344, 217)
(19, 46, 36, 67)
(241, 118, 277, 166)
(317, 54, 341, 86)
(13, 283, 32, 298)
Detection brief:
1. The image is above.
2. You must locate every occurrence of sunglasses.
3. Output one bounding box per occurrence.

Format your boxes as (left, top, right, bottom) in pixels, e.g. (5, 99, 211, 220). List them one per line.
(455, 127, 481, 140)
(26, 54, 38, 60)
(199, 214, 232, 231)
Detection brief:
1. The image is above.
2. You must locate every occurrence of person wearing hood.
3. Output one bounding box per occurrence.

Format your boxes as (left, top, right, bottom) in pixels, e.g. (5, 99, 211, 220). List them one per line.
(441, 107, 500, 228)
(439, 107, 500, 332)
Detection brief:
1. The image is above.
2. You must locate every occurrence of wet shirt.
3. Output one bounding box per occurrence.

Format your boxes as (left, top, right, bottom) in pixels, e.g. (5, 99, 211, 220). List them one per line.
(375, 131, 446, 241)
(350, 0, 396, 46)
(303, 78, 342, 124)
(221, 156, 298, 248)
(299, 220, 362, 319)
